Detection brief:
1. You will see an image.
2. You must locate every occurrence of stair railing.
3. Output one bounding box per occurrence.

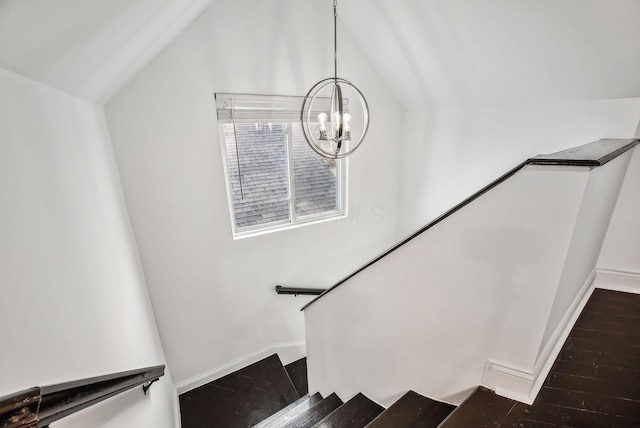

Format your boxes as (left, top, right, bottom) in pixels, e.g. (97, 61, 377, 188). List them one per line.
(0, 365, 165, 428)
(302, 138, 639, 310)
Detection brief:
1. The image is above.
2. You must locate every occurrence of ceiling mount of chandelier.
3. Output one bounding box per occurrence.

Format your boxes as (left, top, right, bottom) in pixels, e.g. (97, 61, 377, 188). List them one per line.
(301, 0, 370, 159)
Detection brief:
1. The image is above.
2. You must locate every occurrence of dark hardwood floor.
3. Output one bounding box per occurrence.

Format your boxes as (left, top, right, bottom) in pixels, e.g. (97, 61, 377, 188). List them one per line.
(179, 354, 299, 428)
(441, 289, 640, 427)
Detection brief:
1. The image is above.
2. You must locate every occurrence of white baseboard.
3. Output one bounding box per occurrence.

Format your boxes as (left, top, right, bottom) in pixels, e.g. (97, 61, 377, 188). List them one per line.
(175, 341, 306, 394)
(482, 361, 535, 404)
(527, 273, 596, 402)
(595, 269, 640, 294)
(483, 270, 596, 404)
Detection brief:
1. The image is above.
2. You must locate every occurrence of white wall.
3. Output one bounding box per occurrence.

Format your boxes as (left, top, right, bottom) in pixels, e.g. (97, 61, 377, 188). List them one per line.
(105, 0, 403, 388)
(305, 164, 591, 406)
(599, 146, 640, 272)
(0, 67, 177, 428)
(539, 149, 634, 355)
(395, 99, 640, 239)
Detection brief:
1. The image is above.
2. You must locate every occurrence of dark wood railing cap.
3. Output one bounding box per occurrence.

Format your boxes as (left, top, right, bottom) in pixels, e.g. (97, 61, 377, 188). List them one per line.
(529, 139, 638, 167)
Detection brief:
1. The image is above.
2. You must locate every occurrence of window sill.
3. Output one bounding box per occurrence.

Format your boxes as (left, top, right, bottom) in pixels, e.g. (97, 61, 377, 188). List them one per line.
(232, 211, 347, 240)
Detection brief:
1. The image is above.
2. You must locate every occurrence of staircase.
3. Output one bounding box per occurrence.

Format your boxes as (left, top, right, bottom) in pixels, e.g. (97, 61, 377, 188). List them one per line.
(180, 289, 640, 427)
(179, 354, 455, 427)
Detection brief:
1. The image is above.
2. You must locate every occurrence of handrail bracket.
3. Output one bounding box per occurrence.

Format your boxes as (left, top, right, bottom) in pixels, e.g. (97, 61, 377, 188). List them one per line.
(142, 378, 160, 395)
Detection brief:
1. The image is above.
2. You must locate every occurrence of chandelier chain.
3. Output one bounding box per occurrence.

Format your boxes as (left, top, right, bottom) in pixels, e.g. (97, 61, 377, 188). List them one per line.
(334, 0, 338, 80)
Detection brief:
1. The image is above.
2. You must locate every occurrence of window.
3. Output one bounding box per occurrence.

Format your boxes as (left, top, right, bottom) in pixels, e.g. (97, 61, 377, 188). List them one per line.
(215, 93, 347, 237)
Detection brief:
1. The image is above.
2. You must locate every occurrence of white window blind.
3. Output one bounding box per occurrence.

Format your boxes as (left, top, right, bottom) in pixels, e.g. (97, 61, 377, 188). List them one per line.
(215, 93, 348, 123)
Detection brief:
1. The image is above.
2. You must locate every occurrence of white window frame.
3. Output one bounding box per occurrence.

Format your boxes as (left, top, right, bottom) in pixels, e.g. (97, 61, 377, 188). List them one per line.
(215, 93, 348, 239)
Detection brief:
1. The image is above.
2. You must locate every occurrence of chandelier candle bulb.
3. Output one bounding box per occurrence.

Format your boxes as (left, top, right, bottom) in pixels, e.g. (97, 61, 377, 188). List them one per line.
(333, 111, 341, 133)
(318, 112, 327, 131)
(318, 112, 328, 140)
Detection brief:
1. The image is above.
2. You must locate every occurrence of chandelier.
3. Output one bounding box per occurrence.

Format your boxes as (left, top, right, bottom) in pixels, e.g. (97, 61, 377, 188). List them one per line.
(301, 0, 370, 159)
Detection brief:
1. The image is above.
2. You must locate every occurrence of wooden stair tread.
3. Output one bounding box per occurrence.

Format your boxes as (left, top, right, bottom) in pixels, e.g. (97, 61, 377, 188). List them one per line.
(238, 354, 301, 391)
(179, 354, 299, 428)
(437, 386, 516, 427)
(366, 390, 455, 428)
(312, 393, 384, 428)
(280, 393, 343, 428)
(253, 393, 323, 428)
(285, 357, 309, 397)
(251, 394, 310, 428)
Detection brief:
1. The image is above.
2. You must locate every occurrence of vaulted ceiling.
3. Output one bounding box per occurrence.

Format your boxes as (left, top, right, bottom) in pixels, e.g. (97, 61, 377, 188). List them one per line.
(342, 0, 640, 109)
(0, 0, 214, 104)
(1, 0, 639, 108)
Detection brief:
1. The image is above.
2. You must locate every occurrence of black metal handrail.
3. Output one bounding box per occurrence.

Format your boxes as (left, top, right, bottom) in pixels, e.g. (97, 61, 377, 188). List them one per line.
(0, 365, 165, 428)
(301, 138, 639, 311)
(276, 285, 326, 296)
